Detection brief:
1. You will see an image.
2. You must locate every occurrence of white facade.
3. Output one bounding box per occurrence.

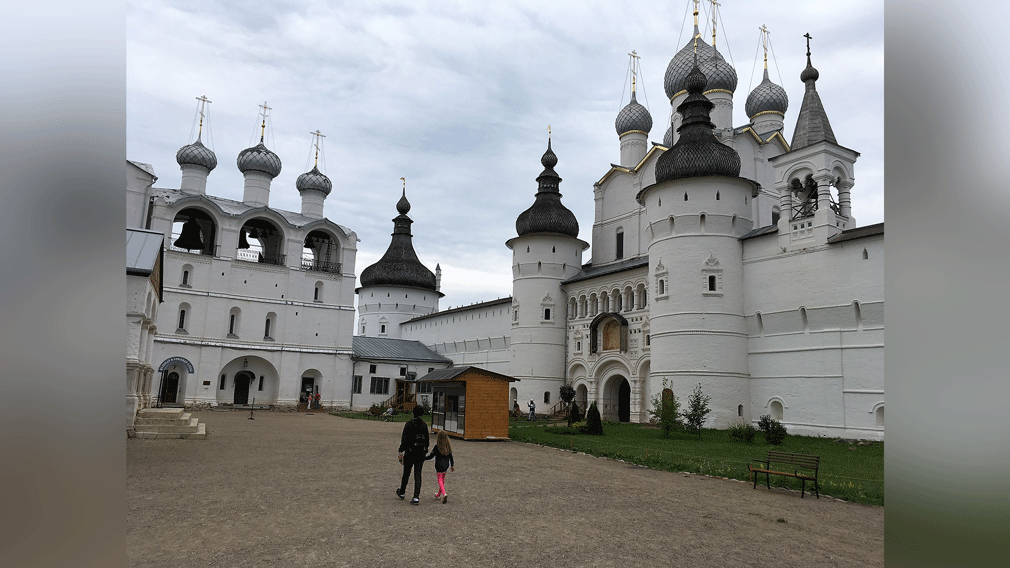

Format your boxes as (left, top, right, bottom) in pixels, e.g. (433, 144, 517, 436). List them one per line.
(397, 36, 884, 439)
(126, 147, 360, 410)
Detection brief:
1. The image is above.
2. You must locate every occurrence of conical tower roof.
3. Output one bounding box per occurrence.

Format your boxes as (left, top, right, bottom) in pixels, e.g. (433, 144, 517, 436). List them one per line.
(790, 48, 836, 149)
(359, 192, 437, 292)
(515, 139, 579, 238)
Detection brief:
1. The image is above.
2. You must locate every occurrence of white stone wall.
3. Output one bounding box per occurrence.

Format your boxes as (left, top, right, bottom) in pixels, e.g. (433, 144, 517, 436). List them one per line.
(126, 274, 158, 431)
(401, 301, 513, 375)
(742, 231, 884, 439)
(357, 284, 439, 339)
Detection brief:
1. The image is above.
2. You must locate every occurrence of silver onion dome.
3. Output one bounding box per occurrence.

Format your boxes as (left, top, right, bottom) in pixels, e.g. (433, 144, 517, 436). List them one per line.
(664, 32, 714, 99)
(176, 138, 218, 171)
(237, 142, 282, 178)
(699, 50, 737, 93)
(295, 166, 332, 195)
(615, 90, 653, 136)
(745, 68, 789, 118)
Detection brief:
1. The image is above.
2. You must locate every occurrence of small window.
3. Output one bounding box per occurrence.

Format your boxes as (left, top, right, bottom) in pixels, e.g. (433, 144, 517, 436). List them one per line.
(708, 275, 717, 291)
(576, 341, 582, 351)
(544, 308, 551, 321)
(182, 270, 190, 286)
(258, 375, 264, 391)
(314, 286, 320, 301)
(771, 208, 780, 225)
(178, 309, 187, 331)
(428, 368, 434, 373)
(544, 391, 550, 404)
(352, 375, 363, 394)
(738, 404, 743, 417)
(863, 248, 869, 260)
(645, 335, 650, 346)
(770, 400, 784, 420)
(369, 364, 377, 374)
(380, 324, 386, 334)
(220, 374, 226, 390)
(399, 367, 407, 377)
(716, 191, 720, 200)
(264, 318, 272, 338)
(229, 314, 236, 335)
(659, 280, 665, 295)
(616, 230, 624, 260)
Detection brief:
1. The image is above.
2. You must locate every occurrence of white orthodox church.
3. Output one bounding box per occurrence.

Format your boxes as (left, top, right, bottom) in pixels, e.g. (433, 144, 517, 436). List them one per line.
(127, 9, 883, 440)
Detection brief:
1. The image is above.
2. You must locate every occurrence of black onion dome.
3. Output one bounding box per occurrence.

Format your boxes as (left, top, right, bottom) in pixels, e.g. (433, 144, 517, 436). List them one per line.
(615, 90, 653, 136)
(655, 59, 741, 182)
(699, 50, 737, 93)
(745, 67, 789, 118)
(237, 142, 282, 178)
(515, 139, 579, 238)
(396, 191, 410, 214)
(663, 124, 674, 147)
(800, 59, 820, 83)
(295, 165, 332, 195)
(359, 193, 437, 291)
(176, 137, 218, 171)
(664, 29, 714, 99)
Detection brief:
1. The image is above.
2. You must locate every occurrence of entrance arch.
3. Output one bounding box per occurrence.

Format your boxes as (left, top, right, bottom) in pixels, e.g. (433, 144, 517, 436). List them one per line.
(602, 375, 631, 422)
(234, 371, 254, 405)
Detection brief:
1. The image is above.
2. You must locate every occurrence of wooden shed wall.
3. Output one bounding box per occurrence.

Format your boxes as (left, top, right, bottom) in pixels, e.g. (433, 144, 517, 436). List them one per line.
(462, 376, 510, 440)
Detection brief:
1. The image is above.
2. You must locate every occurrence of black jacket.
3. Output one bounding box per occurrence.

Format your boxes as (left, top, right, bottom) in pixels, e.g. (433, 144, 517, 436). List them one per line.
(398, 417, 430, 456)
(425, 445, 454, 472)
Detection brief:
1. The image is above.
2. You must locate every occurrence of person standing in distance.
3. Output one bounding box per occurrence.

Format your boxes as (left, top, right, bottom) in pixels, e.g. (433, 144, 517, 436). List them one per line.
(396, 405, 430, 505)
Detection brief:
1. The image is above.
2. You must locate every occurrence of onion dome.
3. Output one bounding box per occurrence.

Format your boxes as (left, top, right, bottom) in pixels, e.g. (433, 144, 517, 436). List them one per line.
(663, 124, 674, 147)
(515, 139, 579, 238)
(359, 192, 437, 291)
(745, 67, 789, 118)
(698, 49, 737, 93)
(295, 165, 332, 195)
(655, 57, 741, 182)
(664, 29, 714, 99)
(237, 142, 282, 178)
(615, 90, 653, 136)
(176, 136, 218, 171)
(790, 51, 837, 149)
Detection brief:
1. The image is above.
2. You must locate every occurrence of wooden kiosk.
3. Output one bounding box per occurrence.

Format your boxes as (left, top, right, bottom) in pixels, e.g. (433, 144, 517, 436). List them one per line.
(419, 366, 518, 440)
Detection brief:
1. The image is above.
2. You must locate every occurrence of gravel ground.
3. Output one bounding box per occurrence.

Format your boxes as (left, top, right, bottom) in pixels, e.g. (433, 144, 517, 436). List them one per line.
(127, 410, 883, 567)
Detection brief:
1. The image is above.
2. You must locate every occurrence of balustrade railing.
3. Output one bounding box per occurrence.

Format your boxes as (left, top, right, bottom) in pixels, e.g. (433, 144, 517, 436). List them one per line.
(302, 258, 341, 273)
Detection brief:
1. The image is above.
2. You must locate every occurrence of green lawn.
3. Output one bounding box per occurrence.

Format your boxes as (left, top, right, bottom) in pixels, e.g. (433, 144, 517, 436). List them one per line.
(509, 421, 884, 506)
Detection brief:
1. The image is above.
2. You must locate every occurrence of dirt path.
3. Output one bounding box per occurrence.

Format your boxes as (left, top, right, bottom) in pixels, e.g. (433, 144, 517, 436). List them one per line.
(127, 411, 883, 567)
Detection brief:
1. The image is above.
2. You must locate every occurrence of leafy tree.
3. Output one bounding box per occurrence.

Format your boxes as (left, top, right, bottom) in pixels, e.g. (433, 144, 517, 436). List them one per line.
(648, 379, 681, 438)
(582, 401, 604, 435)
(758, 414, 788, 445)
(683, 383, 712, 438)
(560, 383, 576, 426)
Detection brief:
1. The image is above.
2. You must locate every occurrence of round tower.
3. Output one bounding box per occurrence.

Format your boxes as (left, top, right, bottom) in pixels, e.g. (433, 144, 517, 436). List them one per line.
(506, 138, 588, 407)
(638, 55, 757, 429)
(238, 103, 282, 207)
(177, 96, 217, 195)
(356, 188, 441, 338)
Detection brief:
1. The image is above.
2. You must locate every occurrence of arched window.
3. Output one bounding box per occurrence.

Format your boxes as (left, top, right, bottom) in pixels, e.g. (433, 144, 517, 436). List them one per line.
(181, 265, 193, 287)
(544, 391, 550, 404)
(875, 406, 884, 427)
(770, 400, 784, 420)
(228, 307, 241, 338)
(863, 248, 869, 260)
(177, 308, 187, 332)
(659, 279, 665, 295)
(264, 312, 276, 340)
(738, 404, 743, 417)
(616, 228, 624, 260)
(314, 282, 323, 302)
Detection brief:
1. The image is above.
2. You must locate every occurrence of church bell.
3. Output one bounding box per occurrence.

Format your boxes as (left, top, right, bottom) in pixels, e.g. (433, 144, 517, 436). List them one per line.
(173, 218, 204, 250)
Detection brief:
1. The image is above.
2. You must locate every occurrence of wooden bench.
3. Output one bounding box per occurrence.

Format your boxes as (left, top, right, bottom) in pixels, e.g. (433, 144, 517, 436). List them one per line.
(749, 451, 820, 498)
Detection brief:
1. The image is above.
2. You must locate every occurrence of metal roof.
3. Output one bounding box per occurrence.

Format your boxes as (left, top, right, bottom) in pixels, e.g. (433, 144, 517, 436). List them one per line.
(403, 297, 512, 323)
(827, 222, 884, 244)
(126, 228, 164, 275)
(351, 336, 451, 364)
(416, 366, 518, 383)
(562, 256, 649, 285)
(739, 225, 779, 240)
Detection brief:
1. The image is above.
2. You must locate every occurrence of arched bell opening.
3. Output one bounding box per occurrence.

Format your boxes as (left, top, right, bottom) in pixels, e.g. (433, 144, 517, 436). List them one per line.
(237, 218, 285, 266)
(302, 229, 341, 273)
(171, 207, 218, 256)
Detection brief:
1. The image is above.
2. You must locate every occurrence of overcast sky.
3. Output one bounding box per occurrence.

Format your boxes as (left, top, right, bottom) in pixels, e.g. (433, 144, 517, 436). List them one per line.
(127, 0, 883, 312)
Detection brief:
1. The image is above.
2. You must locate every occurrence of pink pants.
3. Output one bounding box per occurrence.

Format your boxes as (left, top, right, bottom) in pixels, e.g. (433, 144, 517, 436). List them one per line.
(436, 472, 447, 496)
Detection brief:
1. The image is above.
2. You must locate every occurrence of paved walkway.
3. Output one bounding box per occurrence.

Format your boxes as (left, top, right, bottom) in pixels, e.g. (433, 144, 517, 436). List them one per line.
(127, 411, 883, 567)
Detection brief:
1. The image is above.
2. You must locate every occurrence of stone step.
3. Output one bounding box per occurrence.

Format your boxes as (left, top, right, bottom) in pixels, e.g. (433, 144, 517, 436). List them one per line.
(134, 422, 207, 440)
(135, 418, 200, 434)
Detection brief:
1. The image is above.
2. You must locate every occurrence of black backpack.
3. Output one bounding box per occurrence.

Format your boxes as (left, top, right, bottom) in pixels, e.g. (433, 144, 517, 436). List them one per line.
(411, 421, 428, 452)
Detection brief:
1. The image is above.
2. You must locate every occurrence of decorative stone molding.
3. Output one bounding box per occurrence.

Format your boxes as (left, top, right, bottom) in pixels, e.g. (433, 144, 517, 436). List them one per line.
(702, 252, 723, 296)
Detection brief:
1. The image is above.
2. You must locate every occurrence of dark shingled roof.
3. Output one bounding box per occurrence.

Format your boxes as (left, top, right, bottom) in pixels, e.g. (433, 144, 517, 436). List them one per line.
(351, 336, 451, 364)
(790, 53, 837, 149)
(655, 58, 741, 183)
(359, 193, 439, 292)
(515, 139, 579, 238)
(827, 222, 884, 244)
(563, 256, 649, 285)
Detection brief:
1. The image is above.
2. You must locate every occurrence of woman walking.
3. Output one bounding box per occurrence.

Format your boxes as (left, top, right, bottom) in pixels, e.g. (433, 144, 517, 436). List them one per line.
(425, 430, 455, 504)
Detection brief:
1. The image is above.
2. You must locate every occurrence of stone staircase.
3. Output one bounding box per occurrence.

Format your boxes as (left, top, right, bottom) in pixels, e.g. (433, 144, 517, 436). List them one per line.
(131, 408, 207, 439)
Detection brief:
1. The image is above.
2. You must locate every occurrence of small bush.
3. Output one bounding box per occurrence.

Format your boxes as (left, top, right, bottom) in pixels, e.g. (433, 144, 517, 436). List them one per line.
(758, 414, 787, 445)
(683, 383, 712, 438)
(728, 422, 757, 443)
(648, 380, 681, 438)
(568, 401, 584, 426)
(583, 402, 604, 435)
(368, 403, 382, 416)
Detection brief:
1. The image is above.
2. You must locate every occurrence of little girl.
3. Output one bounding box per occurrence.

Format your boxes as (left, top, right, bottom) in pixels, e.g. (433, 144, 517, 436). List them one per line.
(425, 430, 455, 503)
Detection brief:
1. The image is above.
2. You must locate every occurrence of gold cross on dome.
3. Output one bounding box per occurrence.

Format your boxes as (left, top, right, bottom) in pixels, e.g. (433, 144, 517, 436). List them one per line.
(258, 101, 271, 142)
(310, 130, 325, 166)
(400, 177, 406, 194)
(760, 25, 770, 67)
(195, 95, 212, 137)
(710, 0, 720, 46)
